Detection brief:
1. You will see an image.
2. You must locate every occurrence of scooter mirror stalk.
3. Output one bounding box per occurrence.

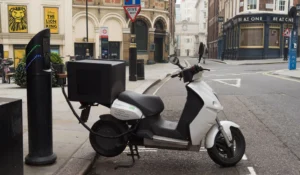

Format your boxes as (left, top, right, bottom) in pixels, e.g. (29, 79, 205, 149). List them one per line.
(169, 55, 179, 65)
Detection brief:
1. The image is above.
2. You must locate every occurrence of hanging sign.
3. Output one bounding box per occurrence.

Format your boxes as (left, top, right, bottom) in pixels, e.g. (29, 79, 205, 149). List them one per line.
(283, 28, 291, 37)
(100, 27, 108, 38)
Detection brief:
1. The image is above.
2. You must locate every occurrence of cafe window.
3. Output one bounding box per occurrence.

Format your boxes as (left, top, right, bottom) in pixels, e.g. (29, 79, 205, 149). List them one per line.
(226, 32, 229, 49)
(229, 30, 232, 48)
(247, 0, 257, 10)
(283, 24, 293, 31)
(269, 24, 280, 48)
(240, 23, 264, 48)
(235, 26, 239, 48)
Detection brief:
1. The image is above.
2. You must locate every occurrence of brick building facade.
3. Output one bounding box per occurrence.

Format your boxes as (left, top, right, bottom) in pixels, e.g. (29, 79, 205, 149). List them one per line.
(207, 0, 219, 59)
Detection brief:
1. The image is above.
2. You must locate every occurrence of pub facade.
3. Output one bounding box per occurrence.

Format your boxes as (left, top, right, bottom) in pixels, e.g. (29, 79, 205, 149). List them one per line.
(219, 13, 296, 60)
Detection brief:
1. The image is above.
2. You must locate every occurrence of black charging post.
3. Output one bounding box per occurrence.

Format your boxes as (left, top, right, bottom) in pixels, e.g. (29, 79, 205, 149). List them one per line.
(25, 29, 56, 165)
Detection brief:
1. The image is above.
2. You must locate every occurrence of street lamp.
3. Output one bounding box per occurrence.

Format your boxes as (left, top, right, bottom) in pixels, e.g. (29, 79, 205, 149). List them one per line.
(86, 0, 89, 57)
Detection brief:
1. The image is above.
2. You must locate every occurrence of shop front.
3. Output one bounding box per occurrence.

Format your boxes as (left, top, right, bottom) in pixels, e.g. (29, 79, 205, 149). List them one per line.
(221, 14, 295, 60)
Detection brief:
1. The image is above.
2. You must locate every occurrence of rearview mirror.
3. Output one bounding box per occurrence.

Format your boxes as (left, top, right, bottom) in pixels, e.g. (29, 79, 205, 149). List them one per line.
(169, 56, 179, 65)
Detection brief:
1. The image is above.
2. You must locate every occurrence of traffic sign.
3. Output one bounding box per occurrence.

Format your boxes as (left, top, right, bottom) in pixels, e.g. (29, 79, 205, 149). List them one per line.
(124, 0, 141, 6)
(283, 28, 291, 37)
(123, 5, 141, 22)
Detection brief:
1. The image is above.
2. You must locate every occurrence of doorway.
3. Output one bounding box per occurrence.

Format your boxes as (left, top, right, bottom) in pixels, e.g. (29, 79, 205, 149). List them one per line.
(74, 43, 94, 59)
(108, 42, 120, 59)
(154, 37, 163, 62)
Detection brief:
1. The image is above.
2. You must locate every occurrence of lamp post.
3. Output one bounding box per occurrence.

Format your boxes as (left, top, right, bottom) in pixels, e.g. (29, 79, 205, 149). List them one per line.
(86, 0, 89, 57)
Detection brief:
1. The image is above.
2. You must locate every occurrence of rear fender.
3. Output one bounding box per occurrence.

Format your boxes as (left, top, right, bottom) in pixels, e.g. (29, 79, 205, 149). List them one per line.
(205, 121, 240, 149)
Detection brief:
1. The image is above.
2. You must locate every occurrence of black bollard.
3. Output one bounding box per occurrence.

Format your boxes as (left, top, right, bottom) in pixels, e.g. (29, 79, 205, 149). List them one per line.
(129, 22, 137, 81)
(25, 29, 57, 165)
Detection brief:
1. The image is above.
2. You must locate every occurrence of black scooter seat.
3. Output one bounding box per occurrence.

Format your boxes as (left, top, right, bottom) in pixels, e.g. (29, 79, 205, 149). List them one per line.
(118, 91, 164, 116)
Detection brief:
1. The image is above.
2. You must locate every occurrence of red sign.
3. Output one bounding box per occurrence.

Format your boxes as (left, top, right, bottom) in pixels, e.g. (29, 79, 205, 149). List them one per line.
(283, 28, 291, 37)
(123, 5, 141, 22)
(100, 27, 108, 38)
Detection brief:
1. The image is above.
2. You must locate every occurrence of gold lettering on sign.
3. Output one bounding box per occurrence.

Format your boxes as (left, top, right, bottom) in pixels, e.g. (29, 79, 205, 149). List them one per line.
(44, 7, 59, 34)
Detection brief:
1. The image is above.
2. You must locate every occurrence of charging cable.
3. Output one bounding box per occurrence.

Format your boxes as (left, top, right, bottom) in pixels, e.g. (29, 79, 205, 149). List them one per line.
(61, 85, 138, 138)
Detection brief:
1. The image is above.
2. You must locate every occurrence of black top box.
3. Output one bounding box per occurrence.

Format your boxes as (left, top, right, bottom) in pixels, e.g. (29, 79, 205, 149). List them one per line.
(67, 59, 126, 107)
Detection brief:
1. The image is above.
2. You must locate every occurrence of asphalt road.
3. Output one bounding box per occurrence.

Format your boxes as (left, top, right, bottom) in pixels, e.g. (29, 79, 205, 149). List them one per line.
(88, 59, 300, 175)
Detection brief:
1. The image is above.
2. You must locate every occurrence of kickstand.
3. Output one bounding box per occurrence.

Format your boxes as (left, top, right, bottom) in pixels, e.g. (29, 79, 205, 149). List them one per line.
(114, 143, 140, 169)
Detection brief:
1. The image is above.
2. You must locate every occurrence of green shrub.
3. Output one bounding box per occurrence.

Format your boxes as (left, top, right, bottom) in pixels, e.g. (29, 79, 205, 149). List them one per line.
(50, 52, 63, 64)
(13, 53, 62, 88)
(13, 62, 27, 88)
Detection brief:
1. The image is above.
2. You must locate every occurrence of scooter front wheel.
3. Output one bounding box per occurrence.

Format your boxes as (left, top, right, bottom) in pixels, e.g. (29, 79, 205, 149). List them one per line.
(207, 127, 245, 167)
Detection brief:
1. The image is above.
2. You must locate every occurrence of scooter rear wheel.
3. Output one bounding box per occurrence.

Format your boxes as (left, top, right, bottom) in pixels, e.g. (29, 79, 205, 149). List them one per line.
(207, 127, 246, 167)
(89, 117, 128, 157)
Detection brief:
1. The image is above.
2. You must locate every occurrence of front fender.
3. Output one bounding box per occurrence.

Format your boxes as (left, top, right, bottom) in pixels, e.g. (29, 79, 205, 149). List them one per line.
(205, 121, 240, 149)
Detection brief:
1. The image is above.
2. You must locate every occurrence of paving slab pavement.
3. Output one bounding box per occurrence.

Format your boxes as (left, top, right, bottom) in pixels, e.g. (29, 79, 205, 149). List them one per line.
(0, 62, 180, 175)
(208, 58, 300, 65)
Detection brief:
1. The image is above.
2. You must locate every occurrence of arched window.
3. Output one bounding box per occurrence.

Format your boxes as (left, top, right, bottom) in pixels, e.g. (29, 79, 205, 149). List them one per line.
(135, 20, 148, 52)
(155, 20, 164, 31)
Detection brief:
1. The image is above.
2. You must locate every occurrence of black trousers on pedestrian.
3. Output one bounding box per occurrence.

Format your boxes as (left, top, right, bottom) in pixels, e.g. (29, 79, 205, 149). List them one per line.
(284, 48, 288, 60)
(198, 54, 202, 63)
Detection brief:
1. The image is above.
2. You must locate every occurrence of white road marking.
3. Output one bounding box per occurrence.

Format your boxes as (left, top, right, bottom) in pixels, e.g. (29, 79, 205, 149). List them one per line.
(242, 154, 247, 160)
(247, 167, 257, 175)
(124, 147, 158, 153)
(184, 59, 191, 67)
(212, 78, 241, 88)
(153, 77, 172, 95)
(123, 150, 157, 153)
(204, 71, 265, 77)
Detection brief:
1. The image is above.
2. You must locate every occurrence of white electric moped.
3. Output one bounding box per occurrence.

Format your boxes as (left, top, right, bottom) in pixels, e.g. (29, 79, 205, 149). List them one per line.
(84, 55, 246, 168)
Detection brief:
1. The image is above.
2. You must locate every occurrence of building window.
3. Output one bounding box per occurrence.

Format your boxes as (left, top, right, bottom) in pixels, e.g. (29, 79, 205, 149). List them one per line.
(13, 45, 26, 68)
(186, 38, 190, 43)
(279, 0, 285, 11)
(50, 45, 60, 54)
(203, 12, 206, 18)
(247, 0, 257, 10)
(240, 23, 264, 48)
(135, 20, 148, 52)
(235, 26, 239, 48)
(203, 23, 206, 29)
(204, 1, 207, 8)
(269, 24, 280, 48)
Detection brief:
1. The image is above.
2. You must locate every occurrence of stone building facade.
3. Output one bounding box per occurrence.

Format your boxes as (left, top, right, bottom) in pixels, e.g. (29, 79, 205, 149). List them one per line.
(0, 0, 72, 68)
(72, 0, 172, 64)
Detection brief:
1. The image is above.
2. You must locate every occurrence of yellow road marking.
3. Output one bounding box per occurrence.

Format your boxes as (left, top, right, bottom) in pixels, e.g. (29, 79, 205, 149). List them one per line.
(262, 72, 300, 83)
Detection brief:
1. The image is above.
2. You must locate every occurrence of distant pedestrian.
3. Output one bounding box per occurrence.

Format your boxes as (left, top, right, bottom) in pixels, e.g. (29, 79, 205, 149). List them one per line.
(284, 38, 288, 61)
(198, 42, 204, 63)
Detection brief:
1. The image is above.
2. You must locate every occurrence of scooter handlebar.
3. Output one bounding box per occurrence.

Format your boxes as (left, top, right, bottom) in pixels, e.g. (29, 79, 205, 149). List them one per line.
(171, 65, 210, 81)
